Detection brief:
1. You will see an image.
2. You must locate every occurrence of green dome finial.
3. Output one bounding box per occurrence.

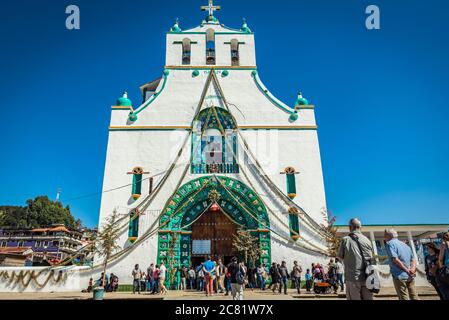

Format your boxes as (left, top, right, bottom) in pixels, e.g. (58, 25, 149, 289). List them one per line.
(241, 18, 251, 33)
(295, 92, 309, 106)
(170, 18, 182, 32)
(289, 110, 299, 122)
(205, 15, 218, 23)
(117, 91, 132, 107)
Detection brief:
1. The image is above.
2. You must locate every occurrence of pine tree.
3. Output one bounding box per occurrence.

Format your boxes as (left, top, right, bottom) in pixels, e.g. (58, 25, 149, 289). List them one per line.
(232, 230, 261, 267)
(93, 209, 122, 288)
(324, 211, 340, 257)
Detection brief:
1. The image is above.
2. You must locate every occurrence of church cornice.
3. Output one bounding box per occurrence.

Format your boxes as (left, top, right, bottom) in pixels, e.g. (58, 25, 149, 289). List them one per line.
(164, 65, 256, 70)
(108, 125, 318, 131)
(111, 106, 133, 111)
(167, 31, 251, 35)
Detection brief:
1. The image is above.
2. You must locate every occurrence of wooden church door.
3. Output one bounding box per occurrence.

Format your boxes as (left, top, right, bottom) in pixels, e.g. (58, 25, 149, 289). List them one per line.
(191, 206, 237, 260)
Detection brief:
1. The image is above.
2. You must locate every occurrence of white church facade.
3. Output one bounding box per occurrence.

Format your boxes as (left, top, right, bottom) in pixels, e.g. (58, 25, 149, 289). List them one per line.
(97, 1, 329, 284)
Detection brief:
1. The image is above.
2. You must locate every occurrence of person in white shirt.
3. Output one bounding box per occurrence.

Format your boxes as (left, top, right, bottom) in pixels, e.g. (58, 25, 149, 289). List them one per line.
(335, 257, 345, 292)
(159, 262, 167, 294)
(132, 264, 142, 294)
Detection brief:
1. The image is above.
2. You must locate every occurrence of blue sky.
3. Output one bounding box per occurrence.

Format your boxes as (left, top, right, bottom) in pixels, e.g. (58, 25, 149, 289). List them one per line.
(0, 0, 448, 228)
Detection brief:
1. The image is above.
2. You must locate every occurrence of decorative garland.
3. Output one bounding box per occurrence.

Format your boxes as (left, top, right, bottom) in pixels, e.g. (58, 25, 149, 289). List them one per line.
(209, 71, 330, 239)
(206, 102, 328, 255)
(80, 79, 220, 269)
(215, 174, 328, 256)
(0, 269, 68, 290)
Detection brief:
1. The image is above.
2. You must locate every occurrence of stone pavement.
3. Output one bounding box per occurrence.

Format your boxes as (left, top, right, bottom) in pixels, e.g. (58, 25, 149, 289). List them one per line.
(0, 286, 439, 300)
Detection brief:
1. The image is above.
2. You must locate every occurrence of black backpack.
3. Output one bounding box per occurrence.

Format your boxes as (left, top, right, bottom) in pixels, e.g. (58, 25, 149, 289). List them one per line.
(236, 265, 245, 285)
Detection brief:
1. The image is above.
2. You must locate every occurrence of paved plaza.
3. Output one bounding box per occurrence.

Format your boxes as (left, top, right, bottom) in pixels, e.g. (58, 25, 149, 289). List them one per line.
(0, 287, 439, 300)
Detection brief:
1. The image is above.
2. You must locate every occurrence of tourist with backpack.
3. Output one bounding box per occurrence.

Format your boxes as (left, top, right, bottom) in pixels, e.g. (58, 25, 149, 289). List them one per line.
(338, 218, 375, 300)
(227, 256, 245, 300)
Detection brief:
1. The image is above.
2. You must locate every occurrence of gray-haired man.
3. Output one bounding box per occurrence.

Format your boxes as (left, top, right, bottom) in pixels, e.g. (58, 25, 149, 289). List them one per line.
(338, 218, 374, 300)
(384, 228, 419, 300)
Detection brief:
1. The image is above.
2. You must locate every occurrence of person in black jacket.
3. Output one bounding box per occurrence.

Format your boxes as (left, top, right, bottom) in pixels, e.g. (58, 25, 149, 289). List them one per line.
(424, 243, 444, 300)
(269, 262, 281, 293)
(227, 256, 245, 300)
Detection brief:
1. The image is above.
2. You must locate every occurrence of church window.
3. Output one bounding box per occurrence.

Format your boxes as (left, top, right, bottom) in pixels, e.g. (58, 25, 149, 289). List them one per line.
(191, 107, 239, 174)
(206, 29, 216, 65)
(230, 39, 239, 66)
(182, 38, 191, 65)
(288, 207, 300, 241)
(283, 167, 297, 199)
(128, 209, 139, 243)
(131, 167, 144, 200)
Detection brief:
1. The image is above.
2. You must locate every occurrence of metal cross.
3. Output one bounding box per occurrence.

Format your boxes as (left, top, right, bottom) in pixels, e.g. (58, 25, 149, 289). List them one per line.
(201, 0, 221, 18)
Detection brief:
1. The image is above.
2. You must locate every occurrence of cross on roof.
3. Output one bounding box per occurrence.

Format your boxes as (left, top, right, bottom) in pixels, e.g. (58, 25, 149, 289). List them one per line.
(201, 0, 221, 18)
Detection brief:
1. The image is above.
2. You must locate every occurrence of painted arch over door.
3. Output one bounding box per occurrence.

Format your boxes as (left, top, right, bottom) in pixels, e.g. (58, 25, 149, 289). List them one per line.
(157, 175, 271, 276)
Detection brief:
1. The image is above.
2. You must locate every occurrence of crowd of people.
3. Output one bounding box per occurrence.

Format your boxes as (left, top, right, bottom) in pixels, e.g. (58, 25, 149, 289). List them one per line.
(86, 218, 449, 301)
(338, 218, 449, 300)
(85, 272, 119, 293)
(120, 256, 346, 299)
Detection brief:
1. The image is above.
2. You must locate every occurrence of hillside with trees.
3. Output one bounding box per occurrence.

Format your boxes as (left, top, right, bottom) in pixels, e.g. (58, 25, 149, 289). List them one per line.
(0, 196, 81, 229)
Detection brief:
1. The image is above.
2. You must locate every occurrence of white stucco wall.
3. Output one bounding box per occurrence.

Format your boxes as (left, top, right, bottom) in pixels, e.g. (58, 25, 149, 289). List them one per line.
(96, 15, 332, 283)
(165, 23, 256, 67)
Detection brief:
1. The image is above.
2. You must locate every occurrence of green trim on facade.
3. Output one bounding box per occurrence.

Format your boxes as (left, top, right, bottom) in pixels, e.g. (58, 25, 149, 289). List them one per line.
(132, 174, 142, 196)
(286, 174, 296, 199)
(131, 71, 169, 117)
(128, 211, 139, 242)
(108, 126, 317, 132)
(112, 107, 133, 110)
(165, 67, 257, 71)
(288, 213, 300, 240)
(289, 111, 299, 122)
(251, 71, 293, 114)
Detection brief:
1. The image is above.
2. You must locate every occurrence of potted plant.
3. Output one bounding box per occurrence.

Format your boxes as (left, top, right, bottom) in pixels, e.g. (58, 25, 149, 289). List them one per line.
(91, 210, 122, 300)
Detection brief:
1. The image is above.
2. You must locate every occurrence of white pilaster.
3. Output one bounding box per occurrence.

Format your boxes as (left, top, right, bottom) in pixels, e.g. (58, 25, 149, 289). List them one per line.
(369, 231, 379, 264)
(407, 230, 418, 261)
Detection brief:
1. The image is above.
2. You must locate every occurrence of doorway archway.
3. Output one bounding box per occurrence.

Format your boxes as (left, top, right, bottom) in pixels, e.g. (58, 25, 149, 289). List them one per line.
(157, 176, 271, 283)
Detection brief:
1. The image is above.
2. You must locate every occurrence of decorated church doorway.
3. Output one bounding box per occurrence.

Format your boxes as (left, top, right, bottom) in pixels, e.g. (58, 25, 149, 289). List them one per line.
(156, 176, 271, 286)
(190, 202, 238, 265)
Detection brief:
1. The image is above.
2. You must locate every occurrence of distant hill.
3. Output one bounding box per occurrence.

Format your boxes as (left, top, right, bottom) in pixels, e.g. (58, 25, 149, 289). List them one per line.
(0, 196, 81, 230)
